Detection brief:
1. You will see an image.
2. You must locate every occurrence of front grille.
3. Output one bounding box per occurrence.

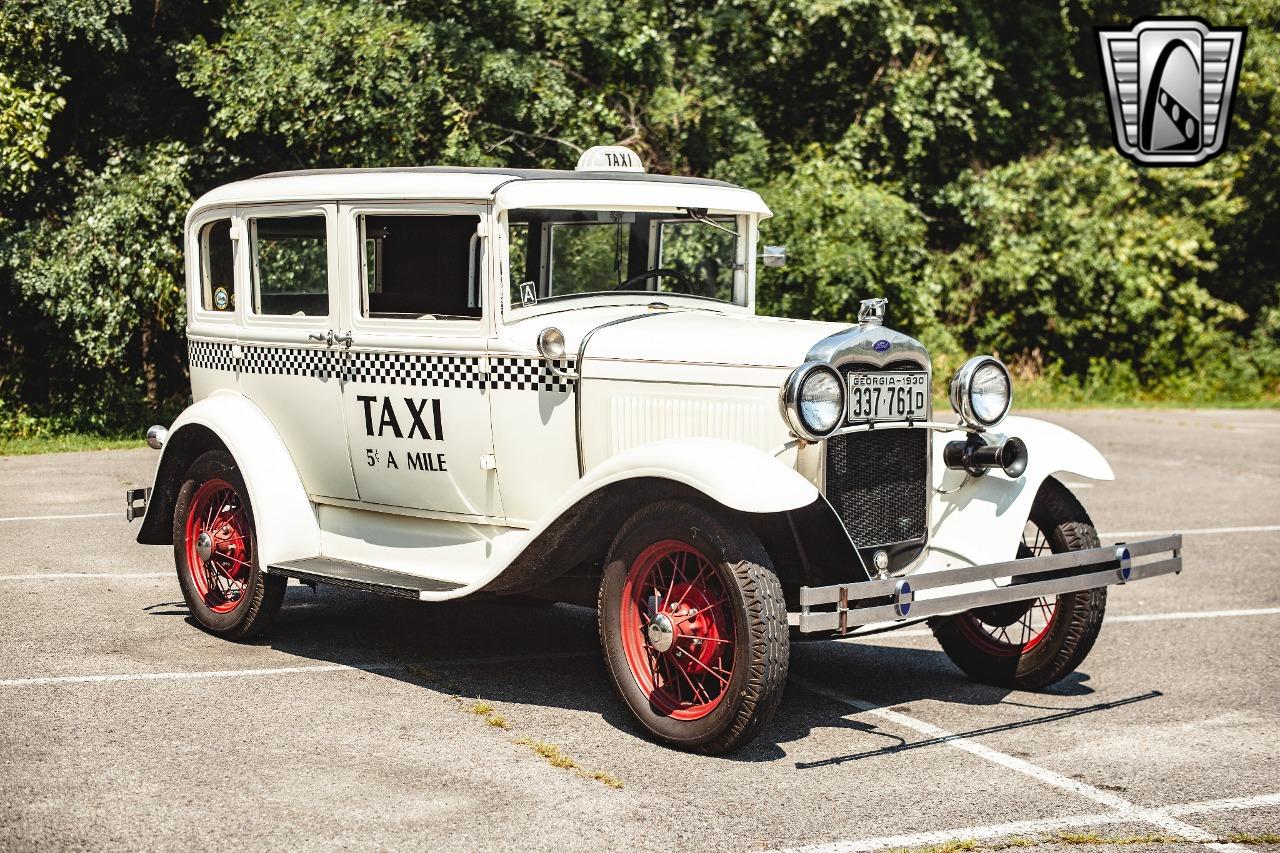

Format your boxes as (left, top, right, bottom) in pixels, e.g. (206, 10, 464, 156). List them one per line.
(825, 429, 928, 547)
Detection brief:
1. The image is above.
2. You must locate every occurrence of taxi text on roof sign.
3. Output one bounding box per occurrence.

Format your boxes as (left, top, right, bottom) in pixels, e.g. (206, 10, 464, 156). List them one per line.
(575, 145, 644, 172)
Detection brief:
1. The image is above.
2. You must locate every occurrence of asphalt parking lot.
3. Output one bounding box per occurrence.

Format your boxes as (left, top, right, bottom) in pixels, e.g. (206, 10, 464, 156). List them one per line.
(1, 409, 1277, 852)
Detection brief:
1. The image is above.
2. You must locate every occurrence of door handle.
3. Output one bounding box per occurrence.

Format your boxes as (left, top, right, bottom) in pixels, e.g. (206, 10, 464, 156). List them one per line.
(308, 331, 333, 345)
(333, 330, 354, 348)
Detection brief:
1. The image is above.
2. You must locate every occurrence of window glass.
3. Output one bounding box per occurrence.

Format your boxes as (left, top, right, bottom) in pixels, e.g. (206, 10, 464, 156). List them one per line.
(251, 215, 329, 316)
(658, 220, 738, 302)
(508, 222, 530, 303)
(507, 209, 743, 307)
(550, 216, 633, 297)
(360, 215, 482, 320)
(199, 219, 235, 312)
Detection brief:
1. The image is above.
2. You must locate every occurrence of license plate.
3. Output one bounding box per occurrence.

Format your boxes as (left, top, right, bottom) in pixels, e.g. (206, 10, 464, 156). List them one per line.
(846, 372, 929, 422)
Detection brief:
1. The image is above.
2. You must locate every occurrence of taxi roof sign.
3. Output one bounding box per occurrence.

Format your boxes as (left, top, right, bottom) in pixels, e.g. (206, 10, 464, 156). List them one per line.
(575, 145, 644, 173)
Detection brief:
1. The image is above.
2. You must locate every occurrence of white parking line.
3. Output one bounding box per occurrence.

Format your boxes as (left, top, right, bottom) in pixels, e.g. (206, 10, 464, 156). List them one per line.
(0, 512, 118, 523)
(1102, 524, 1280, 538)
(0, 572, 171, 581)
(770, 792, 1280, 853)
(841, 606, 1280, 641)
(1107, 607, 1280, 623)
(791, 678, 1248, 851)
(0, 651, 598, 688)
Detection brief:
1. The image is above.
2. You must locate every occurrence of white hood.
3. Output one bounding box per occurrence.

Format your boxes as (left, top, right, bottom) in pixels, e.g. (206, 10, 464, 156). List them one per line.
(504, 306, 849, 371)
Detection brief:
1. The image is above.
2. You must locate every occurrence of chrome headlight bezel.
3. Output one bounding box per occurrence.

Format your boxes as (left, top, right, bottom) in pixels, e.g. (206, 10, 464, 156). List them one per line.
(949, 355, 1013, 430)
(781, 361, 845, 442)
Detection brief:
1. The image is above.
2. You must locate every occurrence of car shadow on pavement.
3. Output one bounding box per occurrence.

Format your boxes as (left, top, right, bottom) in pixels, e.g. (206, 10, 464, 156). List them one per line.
(152, 585, 1159, 763)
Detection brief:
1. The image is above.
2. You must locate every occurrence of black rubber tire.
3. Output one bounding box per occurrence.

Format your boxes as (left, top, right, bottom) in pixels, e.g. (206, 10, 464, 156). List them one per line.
(598, 500, 789, 754)
(172, 449, 286, 641)
(931, 477, 1107, 689)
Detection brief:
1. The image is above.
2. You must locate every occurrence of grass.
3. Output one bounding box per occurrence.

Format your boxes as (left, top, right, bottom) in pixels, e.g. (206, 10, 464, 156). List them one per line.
(403, 669, 623, 790)
(4, 369, 1276, 459)
(515, 737, 579, 769)
(0, 432, 142, 456)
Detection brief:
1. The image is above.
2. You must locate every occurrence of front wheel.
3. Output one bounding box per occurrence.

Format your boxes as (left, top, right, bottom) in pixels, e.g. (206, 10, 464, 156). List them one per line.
(931, 476, 1107, 689)
(598, 500, 789, 754)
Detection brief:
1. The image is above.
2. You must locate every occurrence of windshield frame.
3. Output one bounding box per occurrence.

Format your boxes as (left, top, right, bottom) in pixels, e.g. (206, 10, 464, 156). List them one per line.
(498, 205, 757, 322)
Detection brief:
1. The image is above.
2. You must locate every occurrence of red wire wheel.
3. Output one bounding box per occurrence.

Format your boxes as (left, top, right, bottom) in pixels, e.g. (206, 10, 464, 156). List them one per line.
(931, 477, 1109, 690)
(183, 478, 253, 614)
(618, 539, 736, 721)
(954, 523, 1057, 656)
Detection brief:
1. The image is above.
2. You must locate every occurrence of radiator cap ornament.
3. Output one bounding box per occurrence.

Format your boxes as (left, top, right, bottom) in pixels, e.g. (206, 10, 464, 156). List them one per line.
(858, 297, 887, 326)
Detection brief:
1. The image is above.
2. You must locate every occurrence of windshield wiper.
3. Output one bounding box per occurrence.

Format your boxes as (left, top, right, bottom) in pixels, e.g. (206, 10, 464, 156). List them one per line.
(680, 207, 740, 239)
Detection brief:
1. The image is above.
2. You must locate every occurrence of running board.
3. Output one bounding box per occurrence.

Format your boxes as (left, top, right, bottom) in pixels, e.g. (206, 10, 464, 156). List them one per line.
(266, 558, 464, 600)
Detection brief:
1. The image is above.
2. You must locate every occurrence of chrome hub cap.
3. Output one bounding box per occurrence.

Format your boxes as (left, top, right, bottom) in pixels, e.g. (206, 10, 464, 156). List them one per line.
(646, 612, 675, 652)
(195, 531, 214, 562)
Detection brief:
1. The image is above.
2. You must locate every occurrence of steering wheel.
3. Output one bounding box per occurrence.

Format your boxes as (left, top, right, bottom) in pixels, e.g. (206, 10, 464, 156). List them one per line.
(614, 268, 696, 293)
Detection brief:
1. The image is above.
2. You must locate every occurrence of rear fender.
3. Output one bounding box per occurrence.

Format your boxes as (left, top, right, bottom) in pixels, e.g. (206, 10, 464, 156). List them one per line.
(136, 391, 319, 565)
(926, 415, 1114, 571)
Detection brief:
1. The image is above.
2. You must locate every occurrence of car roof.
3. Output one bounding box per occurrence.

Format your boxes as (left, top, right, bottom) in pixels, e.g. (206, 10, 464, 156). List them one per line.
(187, 166, 757, 218)
(254, 166, 738, 188)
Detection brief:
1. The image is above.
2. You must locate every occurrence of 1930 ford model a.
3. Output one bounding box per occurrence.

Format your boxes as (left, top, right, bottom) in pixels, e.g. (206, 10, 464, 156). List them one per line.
(128, 146, 1181, 754)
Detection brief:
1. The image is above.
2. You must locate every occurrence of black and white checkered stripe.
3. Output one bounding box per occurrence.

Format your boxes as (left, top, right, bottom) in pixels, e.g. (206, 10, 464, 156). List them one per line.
(242, 345, 342, 380)
(490, 357, 577, 393)
(188, 339, 239, 372)
(346, 352, 488, 389)
(188, 339, 577, 393)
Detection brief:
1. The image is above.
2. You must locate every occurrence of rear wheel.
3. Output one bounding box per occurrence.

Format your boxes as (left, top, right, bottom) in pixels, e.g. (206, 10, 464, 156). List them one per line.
(172, 450, 286, 640)
(931, 477, 1107, 689)
(598, 500, 789, 754)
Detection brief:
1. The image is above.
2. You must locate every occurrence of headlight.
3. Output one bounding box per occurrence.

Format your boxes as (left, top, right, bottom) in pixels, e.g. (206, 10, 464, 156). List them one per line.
(949, 356, 1012, 429)
(781, 362, 845, 441)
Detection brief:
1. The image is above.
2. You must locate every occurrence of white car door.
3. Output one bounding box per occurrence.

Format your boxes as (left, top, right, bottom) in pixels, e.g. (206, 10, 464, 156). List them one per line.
(238, 203, 359, 501)
(335, 204, 504, 520)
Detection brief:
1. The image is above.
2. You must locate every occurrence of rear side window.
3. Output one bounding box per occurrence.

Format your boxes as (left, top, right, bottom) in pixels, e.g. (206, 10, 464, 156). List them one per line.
(199, 219, 235, 312)
(251, 215, 329, 316)
(360, 215, 481, 320)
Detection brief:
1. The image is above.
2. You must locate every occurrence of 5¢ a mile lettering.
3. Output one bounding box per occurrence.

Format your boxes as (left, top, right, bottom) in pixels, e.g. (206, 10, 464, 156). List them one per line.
(357, 395, 448, 473)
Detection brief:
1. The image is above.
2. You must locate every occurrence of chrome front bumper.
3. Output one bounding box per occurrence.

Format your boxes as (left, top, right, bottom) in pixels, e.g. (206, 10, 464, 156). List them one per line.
(797, 534, 1182, 634)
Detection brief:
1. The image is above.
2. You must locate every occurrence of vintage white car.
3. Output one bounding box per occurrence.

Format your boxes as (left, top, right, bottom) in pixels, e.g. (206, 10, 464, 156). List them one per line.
(128, 146, 1181, 753)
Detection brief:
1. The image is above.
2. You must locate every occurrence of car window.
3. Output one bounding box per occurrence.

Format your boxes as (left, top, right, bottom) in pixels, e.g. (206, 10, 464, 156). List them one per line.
(507, 209, 743, 307)
(199, 219, 235, 312)
(360, 215, 481, 320)
(658, 219, 737, 302)
(251, 215, 329, 317)
(550, 217, 633, 296)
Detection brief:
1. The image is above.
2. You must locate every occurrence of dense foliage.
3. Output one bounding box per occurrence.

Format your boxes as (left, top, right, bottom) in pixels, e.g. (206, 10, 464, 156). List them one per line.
(1, 0, 1277, 435)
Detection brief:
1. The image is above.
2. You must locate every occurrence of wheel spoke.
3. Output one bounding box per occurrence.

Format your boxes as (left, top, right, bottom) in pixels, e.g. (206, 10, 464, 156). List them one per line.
(678, 647, 729, 686)
(672, 561, 709, 613)
(673, 657, 710, 705)
(680, 633, 731, 645)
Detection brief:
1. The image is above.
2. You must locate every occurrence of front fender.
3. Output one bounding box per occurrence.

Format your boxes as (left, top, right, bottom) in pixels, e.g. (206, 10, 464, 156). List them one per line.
(570, 437, 819, 514)
(926, 415, 1114, 571)
(137, 391, 320, 565)
(463, 437, 821, 596)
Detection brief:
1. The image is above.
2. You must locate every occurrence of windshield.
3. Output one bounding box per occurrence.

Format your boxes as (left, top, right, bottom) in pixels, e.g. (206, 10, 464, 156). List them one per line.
(507, 208, 746, 308)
